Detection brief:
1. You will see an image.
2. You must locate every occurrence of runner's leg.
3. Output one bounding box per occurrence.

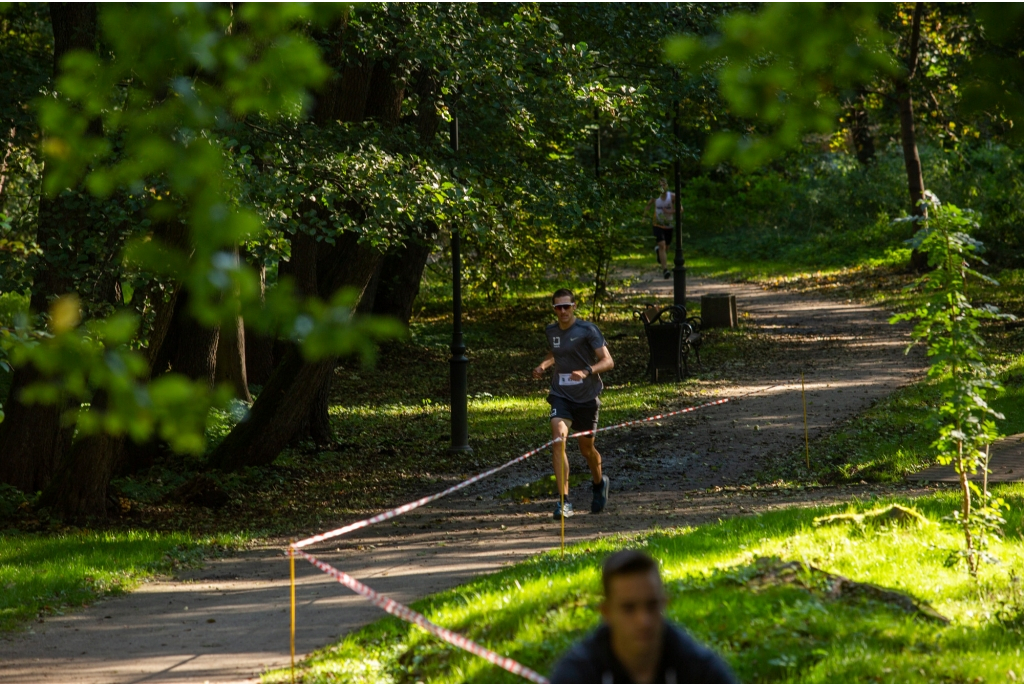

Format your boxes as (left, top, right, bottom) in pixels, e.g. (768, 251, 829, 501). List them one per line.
(578, 436, 602, 484)
(551, 417, 571, 497)
(656, 239, 667, 270)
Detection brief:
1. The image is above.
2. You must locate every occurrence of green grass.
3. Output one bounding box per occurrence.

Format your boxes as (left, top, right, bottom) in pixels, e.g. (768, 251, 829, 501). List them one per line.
(757, 354, 1024, 486)
(0, 530, 241, 631)
(267, 487, 1024, 684)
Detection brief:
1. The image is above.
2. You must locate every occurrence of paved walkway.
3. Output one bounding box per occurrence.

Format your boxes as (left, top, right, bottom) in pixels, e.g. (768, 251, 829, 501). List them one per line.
(0, 272, 929, 683)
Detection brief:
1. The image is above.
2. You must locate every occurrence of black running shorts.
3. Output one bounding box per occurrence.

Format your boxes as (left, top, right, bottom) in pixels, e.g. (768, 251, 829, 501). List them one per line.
(547, 394, 600, 433)
(652, 226, 673, 245)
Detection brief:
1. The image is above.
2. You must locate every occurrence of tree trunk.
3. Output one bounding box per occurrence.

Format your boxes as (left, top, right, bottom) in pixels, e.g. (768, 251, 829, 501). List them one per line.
(897, 91, 925, 218)
(150, 290, 220, 384)
(0, 2, 98, 494)
(31, 2, 101, 312)
(364, 61, 406, 124)
(849, 88, 875, 166)
(896, 2, 929, 271)
(243, 258, 275, 386)
(301, 367, 336, 446)
(208, 43, 404, 468)
(362, 70, 440, 324)
(371, 226, 437, 325)
(0, 125, 16, 205)
(0, 367, 74, 493)
(208, 232, 381, 470)
(38, 393, 124, 521)
(114, 283, 182, 476)
(355, 265, 382, 315)
(212, 246, 251, 401)
(299, 56, 405, 442)
(215, 314, 251, 402)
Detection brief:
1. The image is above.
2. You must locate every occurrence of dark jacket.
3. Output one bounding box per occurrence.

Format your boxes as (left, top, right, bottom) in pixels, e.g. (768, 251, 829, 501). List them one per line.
(550, 622, 737, 684)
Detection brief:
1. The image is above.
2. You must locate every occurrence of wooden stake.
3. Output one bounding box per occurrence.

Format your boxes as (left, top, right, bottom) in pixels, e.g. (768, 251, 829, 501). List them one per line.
(559, 490, 565, 558)
(802, 373, 810, 470)
(290, 548, 296, 683)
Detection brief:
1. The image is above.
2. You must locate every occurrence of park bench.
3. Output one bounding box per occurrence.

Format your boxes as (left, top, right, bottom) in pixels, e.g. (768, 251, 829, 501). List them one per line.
(634, 303, 702, 382)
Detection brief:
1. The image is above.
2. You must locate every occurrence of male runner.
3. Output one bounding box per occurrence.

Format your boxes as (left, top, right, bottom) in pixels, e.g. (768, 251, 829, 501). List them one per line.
(642, 178, 679, 280)
(532, 288, 614, 519)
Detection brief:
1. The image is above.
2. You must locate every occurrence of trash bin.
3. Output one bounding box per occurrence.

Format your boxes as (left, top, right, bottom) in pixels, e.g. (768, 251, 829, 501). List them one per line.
(635, 304, 702, 382)
(701, 293, 737, 329)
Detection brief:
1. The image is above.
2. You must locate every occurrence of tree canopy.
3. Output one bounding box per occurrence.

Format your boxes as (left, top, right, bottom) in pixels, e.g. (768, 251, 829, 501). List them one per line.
(2, 2, 1024, 519)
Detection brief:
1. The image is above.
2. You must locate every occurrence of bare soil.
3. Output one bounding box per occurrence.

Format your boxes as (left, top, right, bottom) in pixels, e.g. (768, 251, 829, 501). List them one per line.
(0, 272, 933, 684)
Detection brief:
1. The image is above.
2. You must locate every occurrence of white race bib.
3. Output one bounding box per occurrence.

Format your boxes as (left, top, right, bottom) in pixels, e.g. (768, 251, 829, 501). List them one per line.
(558, 373, 583, 386)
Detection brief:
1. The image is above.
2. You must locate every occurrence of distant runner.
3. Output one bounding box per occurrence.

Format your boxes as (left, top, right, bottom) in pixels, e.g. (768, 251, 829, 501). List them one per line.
(532, 288, 614, 519)
(643, 178, 678, 280)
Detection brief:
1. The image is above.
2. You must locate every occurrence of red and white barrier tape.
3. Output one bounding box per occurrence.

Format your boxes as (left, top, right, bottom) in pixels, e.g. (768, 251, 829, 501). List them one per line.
(292, 397, 729, 550)
(295, 549, 549, 683)
(289, 396, 731, 682)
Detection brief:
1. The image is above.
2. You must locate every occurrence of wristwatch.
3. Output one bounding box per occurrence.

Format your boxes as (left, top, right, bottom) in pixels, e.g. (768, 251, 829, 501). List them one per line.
(584, 364, 593, 376)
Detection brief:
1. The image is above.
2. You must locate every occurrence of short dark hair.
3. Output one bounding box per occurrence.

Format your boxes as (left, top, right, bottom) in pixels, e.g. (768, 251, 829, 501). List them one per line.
(602, 550, 660, 597)
(552, 288, 575, 304)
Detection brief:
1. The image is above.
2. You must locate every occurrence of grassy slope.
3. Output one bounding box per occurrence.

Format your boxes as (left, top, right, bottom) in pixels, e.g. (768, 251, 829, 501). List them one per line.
(0, 530, 241, 631)
(268, 487, 1024, 684)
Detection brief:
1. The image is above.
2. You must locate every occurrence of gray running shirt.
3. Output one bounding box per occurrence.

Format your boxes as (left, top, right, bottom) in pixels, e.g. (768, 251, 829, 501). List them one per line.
(545, 319, 606, 403)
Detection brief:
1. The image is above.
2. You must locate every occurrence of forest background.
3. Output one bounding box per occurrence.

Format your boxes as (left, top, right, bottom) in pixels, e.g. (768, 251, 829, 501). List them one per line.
(3, 1, 1024, 645)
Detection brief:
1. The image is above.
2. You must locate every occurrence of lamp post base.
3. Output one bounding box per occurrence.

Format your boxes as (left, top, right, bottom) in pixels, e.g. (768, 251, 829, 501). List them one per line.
(673, 264, 687, 309)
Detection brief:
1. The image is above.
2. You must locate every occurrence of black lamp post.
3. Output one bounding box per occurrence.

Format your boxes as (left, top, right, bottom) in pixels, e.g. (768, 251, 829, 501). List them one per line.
(449, 112, 471, 454)
(672, 97, 687, 308)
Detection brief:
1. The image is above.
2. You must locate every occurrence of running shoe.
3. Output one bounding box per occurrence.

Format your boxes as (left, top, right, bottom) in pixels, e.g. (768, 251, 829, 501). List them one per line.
(591, 476, 610, 513)
(663, 269, 671, 279)
(553, 501, 574, 519)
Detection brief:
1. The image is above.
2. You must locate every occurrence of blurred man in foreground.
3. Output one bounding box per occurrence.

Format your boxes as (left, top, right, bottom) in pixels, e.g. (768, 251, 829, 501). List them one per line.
(551, 550, 737, 684)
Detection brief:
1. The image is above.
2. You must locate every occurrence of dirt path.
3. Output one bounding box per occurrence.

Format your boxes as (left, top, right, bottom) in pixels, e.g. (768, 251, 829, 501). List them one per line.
(0, 272, 930, 684)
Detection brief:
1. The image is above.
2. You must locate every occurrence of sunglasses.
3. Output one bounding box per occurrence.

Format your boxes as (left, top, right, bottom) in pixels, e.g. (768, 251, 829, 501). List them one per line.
(552, 303, 575, 311)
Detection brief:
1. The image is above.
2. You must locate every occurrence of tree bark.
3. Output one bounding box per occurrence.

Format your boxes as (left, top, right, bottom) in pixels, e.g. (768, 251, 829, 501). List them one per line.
(150, 289, 220, 384)
(212, 246, 251, 402)
(0, 367, 74, 493)
(371, 225, 438, 325)
(364, 61, 406, 124)
(849, 88, 875, 167)
(208, 232, 381, 470)
(0, 3, 98, 494)
(895, 2, 928, 270)
(0, 126, 15, 206)
(117, 286, 182, 475)
(243, 257, 275, 386)
(215, 314, 251, 402)
(38, 393, 124, 521)
(360, 70, 441, 324)
(31, 3, 102, 312)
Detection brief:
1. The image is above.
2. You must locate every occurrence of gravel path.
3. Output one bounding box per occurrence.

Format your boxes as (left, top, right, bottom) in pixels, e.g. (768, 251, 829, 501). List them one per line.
(0, 272, 929, 683)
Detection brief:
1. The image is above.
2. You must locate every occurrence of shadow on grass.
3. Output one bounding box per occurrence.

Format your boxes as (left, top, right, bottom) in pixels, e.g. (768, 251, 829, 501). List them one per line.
(272, 489, 1024, 684)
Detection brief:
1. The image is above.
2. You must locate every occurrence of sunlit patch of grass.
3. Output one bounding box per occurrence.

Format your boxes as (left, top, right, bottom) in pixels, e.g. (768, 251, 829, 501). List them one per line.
(0, 530, 242, 631)
(266, 487, 1024, 684)
(762, 355, 1024, 486)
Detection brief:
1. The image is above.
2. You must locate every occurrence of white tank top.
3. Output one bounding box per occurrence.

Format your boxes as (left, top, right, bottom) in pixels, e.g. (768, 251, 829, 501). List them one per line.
(655, 192, 675, 225)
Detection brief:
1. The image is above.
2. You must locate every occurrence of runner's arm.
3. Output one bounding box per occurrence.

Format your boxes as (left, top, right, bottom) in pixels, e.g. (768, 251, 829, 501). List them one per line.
(569, 345, 613, 381)
(643, 196, 655, 222)
(532, 351, 555, 379)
